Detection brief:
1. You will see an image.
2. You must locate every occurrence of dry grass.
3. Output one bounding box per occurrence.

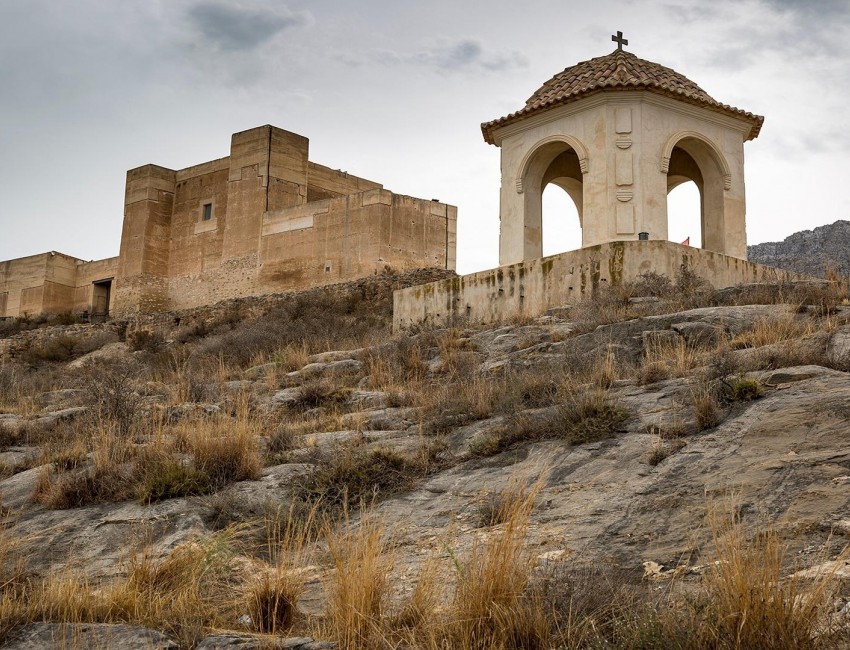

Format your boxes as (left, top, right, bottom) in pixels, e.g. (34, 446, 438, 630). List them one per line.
(691, 503, 848, 649)
(0, 529, 241, 647)
(323, 512, 394, 650)
(245, 501, 318, 634)
(646, 435, 687, 466)
(442, 477, 546, 649)
(469, 389, 629, 457)
(643, 337, 711, 382)
(730, 312, 817, 350)
(33, 412, 262, 509)
(692, 382, 723, 430)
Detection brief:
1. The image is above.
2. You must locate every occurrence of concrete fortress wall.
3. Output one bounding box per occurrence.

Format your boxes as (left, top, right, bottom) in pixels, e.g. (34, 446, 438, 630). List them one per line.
(0, 253, 119, 318)
(392, 241, 805, 331)
(0, 125, 457, 319)
(110, 125, 457, 316)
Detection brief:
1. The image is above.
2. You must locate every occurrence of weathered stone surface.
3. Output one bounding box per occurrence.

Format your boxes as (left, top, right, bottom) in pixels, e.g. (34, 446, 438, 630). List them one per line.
(828, 325, 850, 367)
(298, 359, 363, 378)
(35, 389, 84, 410)
(641, 329, 680, 349)
(365, 366, 850, 581)
(348, 390, 390, 409)
(308, 349, 365, 364)
(242, 362, 278, 380)
(3, 495, 209, 579)
(2, 623, 178, 649)
(31, 407, 88, 429)
(223, 380, 256, 393)
(196, 635, 335, 649)
(67, 341, 130, 370)
(670, 321, 722, 346)
(167, 403, 221, 422)
(340, 406, 420, 430)
(0, 446, 40, 473)
(272, 386, 303, 406)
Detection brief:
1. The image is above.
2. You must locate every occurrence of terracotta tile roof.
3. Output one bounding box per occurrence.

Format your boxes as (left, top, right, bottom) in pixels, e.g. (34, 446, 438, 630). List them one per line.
(481, 50, 763, 144)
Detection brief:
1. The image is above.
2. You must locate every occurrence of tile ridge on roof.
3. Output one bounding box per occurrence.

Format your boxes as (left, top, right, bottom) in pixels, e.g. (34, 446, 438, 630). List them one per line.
(485, 49, 763, 144)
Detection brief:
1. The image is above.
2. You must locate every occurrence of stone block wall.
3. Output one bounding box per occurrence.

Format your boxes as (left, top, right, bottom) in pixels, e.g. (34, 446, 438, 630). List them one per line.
(393, 240, 806, 331)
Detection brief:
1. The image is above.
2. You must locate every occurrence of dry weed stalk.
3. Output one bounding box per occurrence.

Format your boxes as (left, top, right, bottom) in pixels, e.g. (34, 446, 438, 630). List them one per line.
(731, 311, 816, 350)
(323, 511, 394, 650)
(245, 501, 319, 633)
(696, 500, 847, 649)
(448, 475, 545, 649)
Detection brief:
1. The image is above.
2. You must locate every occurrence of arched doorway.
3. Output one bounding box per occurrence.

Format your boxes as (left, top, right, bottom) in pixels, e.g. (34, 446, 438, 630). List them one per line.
(542, 184, 582, 256)
(664, 134, 730, 253)
(667, 180, 701, 248)
(518, 138, 586, 260)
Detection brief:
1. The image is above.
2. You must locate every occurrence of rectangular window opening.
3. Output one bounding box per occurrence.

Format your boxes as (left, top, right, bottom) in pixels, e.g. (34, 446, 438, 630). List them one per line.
(202, 203, 213, 221)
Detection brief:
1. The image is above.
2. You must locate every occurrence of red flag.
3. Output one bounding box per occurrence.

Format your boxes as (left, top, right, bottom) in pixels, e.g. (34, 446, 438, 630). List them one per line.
(681, 237, 690, 246)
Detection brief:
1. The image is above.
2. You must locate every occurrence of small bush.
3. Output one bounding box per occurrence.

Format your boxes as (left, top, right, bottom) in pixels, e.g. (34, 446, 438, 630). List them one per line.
(265, 424, 297, 464)
(137, 458, 212, 504)
(49, 311, 80, 326)
(426, 379, 500, 435)
(294, 380, 352, 410)
(33, 463, 135, 509)
(126, 328, 165, 353)
(20, 335, 81, 365)
(80, 364, 143, 436)
(692, 384, 722, 430)
(723, 376, 765, 402)
(470, 391, 629, 457)
(297, 444, 430, 513)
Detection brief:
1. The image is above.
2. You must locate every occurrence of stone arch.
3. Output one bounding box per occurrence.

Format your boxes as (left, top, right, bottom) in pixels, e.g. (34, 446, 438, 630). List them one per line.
(515, 135, 589, 260)
(660, 132, 732, 254)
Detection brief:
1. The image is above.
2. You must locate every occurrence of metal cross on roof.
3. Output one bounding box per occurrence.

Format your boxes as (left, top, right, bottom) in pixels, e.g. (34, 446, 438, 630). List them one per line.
(612, 31, 629, 51)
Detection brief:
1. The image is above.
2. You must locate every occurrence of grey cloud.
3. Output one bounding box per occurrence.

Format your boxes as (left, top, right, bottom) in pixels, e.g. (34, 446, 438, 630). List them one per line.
(187, 2, 310, 51)
(369, 39, 528, 73)
(764, 0, 849, 17)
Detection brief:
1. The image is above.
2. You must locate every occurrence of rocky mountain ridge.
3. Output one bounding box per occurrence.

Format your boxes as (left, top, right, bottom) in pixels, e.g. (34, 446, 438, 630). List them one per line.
(748, 219, 850, 278)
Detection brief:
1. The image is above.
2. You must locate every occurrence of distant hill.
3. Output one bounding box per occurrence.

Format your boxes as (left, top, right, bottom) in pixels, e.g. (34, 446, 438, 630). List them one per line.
(748, 220, 850, 278)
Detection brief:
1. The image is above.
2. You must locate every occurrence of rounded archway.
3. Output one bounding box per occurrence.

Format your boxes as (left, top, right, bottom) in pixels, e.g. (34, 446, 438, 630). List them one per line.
(667, 181, 701, 248)
(518, 137, 587, 260)
(663, 133, 730, 253)
(542, 183, 582, 256)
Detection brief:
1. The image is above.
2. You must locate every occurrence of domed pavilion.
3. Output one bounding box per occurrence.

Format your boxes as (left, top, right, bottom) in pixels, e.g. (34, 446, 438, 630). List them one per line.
(482, 34, 763, 265)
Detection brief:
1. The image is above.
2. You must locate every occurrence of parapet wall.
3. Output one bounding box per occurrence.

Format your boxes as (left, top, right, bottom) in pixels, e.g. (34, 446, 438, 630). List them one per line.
(393, 241, 806, 331)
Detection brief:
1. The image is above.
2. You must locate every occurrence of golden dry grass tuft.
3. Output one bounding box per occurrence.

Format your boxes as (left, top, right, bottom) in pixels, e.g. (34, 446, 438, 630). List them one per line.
(323, 512, 394, 650)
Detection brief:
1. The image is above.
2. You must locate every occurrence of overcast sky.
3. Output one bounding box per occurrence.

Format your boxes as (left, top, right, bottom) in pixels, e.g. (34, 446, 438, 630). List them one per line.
(1, 0, 848, 274)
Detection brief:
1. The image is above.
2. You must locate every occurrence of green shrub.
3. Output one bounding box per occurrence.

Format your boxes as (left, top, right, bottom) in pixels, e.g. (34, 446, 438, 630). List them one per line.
(724, 377, 765, 402)
(294, 380, 352, 410)
(20, 335, 80, 365)
(469, 391, 629, 458)
(296, 444, 430, 512)
(138, 459, 212, 504)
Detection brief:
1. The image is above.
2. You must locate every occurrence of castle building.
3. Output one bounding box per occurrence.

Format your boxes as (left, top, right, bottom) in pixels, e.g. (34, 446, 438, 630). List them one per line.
(0, 125, 457, 319)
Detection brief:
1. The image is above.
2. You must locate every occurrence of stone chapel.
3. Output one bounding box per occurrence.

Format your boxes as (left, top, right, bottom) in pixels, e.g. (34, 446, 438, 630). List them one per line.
(394, 38, 801, 330)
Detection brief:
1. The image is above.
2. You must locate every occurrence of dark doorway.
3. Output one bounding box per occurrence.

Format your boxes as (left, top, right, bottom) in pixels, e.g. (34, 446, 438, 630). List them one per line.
(92, 279, 112, 322)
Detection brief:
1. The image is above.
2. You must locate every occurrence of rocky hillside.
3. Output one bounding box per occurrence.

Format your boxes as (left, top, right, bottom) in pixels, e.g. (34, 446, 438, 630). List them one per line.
(748, 220, 850, 278)
(1, 275, 850, 648)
